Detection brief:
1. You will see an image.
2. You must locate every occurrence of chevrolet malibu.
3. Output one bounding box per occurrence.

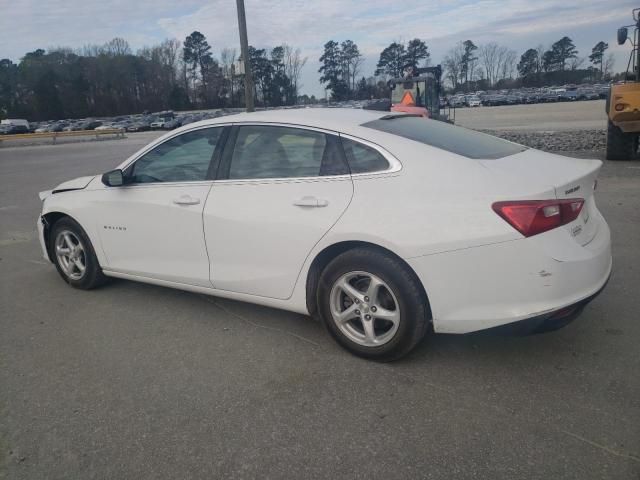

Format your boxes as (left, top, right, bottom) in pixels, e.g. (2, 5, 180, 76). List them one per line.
(37, 109, 611, 361)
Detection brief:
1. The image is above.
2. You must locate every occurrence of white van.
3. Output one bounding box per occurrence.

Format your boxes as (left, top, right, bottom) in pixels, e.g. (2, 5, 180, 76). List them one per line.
(1, 119, 30, 127)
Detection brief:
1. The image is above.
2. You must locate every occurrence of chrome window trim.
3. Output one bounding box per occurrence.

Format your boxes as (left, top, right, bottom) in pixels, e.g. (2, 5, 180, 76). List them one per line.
(215, 122, 350, 184)
(120, 123, 231, 174)
(118, 120, 402, 186)
(338, 132, 403, 176)
(213, 121, 401, 184)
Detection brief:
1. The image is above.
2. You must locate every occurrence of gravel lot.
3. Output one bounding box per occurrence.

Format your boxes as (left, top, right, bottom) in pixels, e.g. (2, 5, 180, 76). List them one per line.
(456, 100, 610, 155)
(455, 100, 607, 132)
(1, 106, 639, 479)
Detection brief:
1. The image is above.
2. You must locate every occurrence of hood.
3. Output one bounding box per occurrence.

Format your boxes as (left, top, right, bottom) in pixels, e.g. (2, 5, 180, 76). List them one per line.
(52, 175, 96, 193)
(39, 175, 97, 200)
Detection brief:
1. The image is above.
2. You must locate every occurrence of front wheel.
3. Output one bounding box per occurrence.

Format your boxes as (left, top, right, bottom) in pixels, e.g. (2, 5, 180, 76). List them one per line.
(317, 248, 430, 361)
(50, 217, 107, 289)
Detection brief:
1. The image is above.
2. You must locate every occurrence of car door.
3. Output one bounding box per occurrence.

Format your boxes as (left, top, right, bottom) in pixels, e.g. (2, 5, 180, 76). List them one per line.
(93, 126, 228, 286)
(204, 124, 353, 299)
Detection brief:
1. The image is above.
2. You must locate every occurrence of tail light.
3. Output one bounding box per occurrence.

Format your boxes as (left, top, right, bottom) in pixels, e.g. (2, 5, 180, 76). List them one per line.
(492, 199, 584, 237)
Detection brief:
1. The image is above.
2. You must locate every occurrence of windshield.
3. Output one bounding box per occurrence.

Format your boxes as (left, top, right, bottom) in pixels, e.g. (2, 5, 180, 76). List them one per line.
(362, 116, 526, 160)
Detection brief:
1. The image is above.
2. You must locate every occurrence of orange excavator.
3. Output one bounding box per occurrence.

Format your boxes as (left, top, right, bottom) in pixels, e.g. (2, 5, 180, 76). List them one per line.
(388, 65, 453, 122)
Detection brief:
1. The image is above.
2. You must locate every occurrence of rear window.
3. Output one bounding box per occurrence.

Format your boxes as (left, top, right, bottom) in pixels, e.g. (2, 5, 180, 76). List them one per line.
(362, 116, 526, 159)
(341, 138, 389, 174)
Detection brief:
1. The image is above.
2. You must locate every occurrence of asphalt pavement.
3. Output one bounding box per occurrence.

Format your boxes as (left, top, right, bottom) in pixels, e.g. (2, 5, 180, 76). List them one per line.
(1, 132, 639, 479)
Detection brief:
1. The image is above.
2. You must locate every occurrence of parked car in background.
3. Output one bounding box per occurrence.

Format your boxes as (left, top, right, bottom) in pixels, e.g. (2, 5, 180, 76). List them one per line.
(162, 118, 182, 130)
(126, 122, 151, 132)
(80, 120, 102, 130)
(150, 118, 166, 130)
(466, 96, 482, 107)
(482, 95, 507, 106)
(578, 89, 600, 101)
(559, 90, 578, 101)
(95, 123, 118, 131)
(1, 118, 30, 128)
(63, 123, 78, 131)
(0, 124, 29, 134)
(180, 115, 196, 126)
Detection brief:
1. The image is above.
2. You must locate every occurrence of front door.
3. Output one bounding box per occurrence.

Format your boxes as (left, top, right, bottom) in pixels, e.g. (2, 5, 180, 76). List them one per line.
(93, 126, 226, 286)
(204, 124, 353, 299)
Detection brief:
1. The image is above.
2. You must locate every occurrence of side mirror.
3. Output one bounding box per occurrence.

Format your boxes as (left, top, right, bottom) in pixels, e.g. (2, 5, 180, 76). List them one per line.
(101, 169, 124, 187)
(618, 27, 629, 45)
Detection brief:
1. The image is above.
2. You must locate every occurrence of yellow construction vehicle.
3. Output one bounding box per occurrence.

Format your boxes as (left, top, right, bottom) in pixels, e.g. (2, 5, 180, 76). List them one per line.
(607, 8, 640, 160)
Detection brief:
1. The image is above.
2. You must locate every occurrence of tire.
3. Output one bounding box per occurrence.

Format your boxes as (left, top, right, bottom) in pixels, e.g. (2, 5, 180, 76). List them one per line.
(606, 119, 638, 161)
(317, 248, 430, 361)
(50, 217, 107, 289)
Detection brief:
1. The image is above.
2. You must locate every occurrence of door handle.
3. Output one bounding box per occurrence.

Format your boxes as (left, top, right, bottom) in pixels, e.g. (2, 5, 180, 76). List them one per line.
(173, 195, 200, 206)
(293, 196, 328, 208)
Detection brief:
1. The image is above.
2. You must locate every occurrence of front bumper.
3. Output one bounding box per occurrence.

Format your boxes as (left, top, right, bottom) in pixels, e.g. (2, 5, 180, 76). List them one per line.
(407, 215, 612, 334)
(37, 216, 50, 262)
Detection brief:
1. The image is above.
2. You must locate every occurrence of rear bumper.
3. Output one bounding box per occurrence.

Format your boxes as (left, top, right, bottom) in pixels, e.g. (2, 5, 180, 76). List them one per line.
(407, 215, 612, 334)
(484, 275, 609, 335)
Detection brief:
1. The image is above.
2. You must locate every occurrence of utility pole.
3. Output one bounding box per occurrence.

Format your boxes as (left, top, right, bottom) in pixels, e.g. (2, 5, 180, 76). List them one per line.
(236, 0, 254, 112)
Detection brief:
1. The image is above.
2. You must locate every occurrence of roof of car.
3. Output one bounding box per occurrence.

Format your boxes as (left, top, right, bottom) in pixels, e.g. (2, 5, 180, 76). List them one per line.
(191, 108, 389, 135)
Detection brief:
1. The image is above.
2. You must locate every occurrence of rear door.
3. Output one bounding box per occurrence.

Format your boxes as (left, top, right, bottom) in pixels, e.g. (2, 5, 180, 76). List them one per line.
(203, 124, 353, 299)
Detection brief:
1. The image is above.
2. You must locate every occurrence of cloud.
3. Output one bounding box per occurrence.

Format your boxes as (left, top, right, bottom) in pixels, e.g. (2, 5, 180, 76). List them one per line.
(0, 0, 634, 95)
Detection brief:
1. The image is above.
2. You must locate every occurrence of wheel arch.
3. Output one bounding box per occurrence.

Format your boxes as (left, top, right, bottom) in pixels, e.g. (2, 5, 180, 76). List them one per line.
(41, 211, 82, 262)
(305, 240, 432, 319)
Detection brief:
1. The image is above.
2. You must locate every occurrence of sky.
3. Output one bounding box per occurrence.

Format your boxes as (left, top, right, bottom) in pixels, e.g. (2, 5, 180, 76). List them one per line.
(0, 0, 635, 97)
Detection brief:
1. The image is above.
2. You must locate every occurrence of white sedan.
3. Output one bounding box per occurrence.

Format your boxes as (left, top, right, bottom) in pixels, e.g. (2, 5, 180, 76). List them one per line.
(37, 109, 611, 360)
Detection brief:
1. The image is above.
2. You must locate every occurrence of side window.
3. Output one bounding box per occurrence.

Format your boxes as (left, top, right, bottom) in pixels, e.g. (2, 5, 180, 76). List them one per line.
(129, 128, 222, 183)
(341, 138, 390, 174)
(229, 126, 327, 179)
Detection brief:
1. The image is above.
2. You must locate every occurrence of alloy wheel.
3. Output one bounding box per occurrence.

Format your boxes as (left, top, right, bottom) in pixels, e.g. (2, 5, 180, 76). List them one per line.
(55, 230, 86, 280)
(329, 271, 400, 347)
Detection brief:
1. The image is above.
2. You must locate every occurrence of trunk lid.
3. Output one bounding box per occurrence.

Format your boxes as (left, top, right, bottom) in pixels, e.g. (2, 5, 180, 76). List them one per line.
(480, 149, 601, 245)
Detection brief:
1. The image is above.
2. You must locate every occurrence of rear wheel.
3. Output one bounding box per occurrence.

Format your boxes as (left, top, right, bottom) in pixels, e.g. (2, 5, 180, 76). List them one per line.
(50, 217, 107, 289)
(317, 248, 430, 361)
(606, 119, 638, 161)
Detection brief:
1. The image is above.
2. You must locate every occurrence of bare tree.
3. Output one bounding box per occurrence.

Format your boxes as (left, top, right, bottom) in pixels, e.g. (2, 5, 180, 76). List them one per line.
(603, 52, 615, 78)
(283, 44, 307, 101)
(159, 39, 181, 80)
(479, 43, 500, 87)
(104, 37, 131, 56)
(569, 56, 585, 70)
(79, 44, 104, 57)
(350, 54, 364, 91)
(468, 57, 478, 86)
(499, 49, 517, 80)
(535, 44, 546, 74)
(443, 43, 464, 90)
(220, 47, 238, 105)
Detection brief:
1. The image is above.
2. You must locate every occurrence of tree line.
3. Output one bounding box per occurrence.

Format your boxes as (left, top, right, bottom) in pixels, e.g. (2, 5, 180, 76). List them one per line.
(0, 31, 618, 120)
(319, 36, 615, 99)
(439, 37, 614, 93)
(0, 32, 308, 121)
